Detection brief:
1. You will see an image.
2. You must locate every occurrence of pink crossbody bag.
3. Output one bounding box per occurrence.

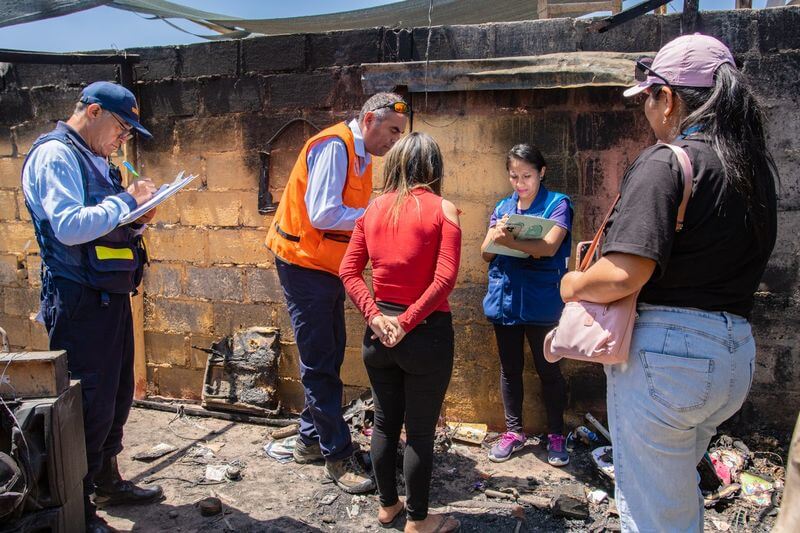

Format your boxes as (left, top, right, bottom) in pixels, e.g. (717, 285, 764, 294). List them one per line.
(543, 143, 694, 365)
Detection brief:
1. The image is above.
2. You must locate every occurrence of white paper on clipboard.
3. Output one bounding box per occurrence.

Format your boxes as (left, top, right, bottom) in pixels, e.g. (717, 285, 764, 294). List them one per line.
(118, 171, 198, 225)
(484, 213, 558, 258)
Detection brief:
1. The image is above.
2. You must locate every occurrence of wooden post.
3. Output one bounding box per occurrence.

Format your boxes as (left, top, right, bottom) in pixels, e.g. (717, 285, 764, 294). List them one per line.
(538, 0, 550, 19)
(736, 0, 753, 8)
(682, 0, 700, 34)
(118, 62, 148, 401)
(121, 139, 147, 401)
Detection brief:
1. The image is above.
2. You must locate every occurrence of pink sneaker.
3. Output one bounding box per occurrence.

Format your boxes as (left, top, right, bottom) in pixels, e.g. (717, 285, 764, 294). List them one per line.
(547, 434, 570, 466)
(488, 432, 526, 462)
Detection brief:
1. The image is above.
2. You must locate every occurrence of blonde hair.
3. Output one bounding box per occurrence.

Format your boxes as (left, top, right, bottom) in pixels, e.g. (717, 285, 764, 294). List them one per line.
(380, 132, 443, 225)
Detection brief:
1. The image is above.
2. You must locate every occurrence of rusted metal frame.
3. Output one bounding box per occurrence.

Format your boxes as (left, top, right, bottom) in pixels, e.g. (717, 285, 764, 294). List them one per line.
(258, 118, 321, 215)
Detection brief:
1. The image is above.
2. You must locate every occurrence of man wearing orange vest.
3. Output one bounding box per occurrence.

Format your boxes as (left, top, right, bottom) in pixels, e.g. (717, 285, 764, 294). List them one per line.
(266, 92, 408, 493)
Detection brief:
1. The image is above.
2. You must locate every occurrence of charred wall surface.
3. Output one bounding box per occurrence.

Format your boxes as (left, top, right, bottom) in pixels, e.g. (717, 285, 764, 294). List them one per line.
(1, 7, 798, 430)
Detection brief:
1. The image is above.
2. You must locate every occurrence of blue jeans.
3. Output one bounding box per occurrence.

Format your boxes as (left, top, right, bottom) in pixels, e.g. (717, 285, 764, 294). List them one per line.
(275, 258, 353, 461)
(605, 304, 755, 533)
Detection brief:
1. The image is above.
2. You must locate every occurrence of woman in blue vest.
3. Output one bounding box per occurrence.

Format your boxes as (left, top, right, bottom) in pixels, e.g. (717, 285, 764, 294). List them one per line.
(481, 144, 572, 466)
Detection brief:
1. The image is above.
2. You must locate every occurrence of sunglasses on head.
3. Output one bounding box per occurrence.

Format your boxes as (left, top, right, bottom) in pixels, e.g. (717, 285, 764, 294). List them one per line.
(635, 57, 672, 89)
(374, 101, 412, 114)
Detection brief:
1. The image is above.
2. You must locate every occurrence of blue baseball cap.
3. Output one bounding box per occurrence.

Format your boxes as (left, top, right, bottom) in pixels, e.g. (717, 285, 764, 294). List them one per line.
(80, 81, 152, 139)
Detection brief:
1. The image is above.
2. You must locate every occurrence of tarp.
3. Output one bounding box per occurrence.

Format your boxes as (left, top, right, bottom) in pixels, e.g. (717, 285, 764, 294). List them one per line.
(0, 0, 542, 38)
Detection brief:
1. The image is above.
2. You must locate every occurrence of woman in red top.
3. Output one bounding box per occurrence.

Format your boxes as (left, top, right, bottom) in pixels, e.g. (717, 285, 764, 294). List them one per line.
(340, 132, 461, 533)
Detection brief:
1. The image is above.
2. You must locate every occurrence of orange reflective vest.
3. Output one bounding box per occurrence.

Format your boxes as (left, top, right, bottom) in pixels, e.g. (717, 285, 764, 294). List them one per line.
(265, 122, 373, 276)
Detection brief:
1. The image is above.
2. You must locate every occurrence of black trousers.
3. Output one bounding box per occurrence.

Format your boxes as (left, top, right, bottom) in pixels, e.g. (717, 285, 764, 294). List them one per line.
(41, 274, 134, 520)
(493, 323, 567, 435)
(363, 309, 453, 521)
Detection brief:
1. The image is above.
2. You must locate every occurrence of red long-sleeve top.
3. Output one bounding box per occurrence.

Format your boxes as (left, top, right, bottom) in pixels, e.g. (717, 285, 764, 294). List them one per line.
(339, 189, 462, 332)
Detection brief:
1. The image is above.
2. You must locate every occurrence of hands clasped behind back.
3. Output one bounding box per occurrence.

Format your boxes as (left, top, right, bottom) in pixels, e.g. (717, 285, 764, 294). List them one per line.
(369, 314, 407, 347)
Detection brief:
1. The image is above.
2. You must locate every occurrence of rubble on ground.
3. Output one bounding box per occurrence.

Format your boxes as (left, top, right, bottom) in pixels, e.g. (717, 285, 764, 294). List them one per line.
(101, 404, 788, 532)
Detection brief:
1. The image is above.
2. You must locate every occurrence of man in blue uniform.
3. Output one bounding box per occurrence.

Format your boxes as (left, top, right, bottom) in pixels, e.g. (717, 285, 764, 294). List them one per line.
(22, 82, 163, 533)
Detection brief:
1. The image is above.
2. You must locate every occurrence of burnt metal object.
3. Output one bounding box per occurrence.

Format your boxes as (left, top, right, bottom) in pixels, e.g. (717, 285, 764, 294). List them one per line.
(588, 0, 672, 33)
(198, 327, 282, 417)
(258, 118, 321, 215)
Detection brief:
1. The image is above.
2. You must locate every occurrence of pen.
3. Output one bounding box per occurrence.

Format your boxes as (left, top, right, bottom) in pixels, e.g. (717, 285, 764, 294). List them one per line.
(123, 161, 140, 178)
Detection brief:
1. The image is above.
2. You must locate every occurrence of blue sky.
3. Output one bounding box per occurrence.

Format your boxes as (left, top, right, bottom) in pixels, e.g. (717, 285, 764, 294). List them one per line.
(0, 0, 769, 53)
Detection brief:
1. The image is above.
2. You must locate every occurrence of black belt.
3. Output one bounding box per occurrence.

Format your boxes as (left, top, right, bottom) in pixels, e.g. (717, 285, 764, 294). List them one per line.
(275, 224, 300, 243)
(275, 224, 350, 244)
(322, 232, 350, 243)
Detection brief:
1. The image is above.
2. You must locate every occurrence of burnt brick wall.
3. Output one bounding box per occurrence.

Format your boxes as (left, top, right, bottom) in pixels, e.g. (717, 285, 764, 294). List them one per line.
(0, 7, 798, 430)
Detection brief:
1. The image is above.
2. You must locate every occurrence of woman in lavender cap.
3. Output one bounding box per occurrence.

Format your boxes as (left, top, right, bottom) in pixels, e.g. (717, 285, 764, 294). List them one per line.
(560, 34, 779, 532)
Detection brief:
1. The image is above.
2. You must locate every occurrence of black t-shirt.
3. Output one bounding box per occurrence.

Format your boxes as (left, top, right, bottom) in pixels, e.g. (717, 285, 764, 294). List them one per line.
(601, 135, 777, 319)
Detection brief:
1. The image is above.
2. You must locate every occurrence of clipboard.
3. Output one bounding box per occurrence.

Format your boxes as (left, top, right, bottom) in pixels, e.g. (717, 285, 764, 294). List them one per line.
(118, 171, 198, 225)
(485, 214, 557, 258)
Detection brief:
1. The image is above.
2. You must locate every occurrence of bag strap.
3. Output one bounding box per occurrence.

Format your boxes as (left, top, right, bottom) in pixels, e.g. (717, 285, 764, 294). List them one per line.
(658, 143, 694, 231)
(578, 143, 694, 272)
(578, 194, 619, 272)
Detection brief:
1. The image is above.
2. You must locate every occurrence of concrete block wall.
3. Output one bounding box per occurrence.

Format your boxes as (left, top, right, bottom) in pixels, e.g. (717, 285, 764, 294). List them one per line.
(1, 7, 798, 430)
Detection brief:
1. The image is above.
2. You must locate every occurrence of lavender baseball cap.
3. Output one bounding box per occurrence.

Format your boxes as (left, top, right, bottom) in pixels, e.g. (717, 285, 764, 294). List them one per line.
(623, 33, 736, 98)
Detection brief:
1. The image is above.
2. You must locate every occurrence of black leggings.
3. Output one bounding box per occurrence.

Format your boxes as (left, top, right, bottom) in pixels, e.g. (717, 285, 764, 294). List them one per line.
(494, 323, 567, 435)
(363, 310, 454, 522)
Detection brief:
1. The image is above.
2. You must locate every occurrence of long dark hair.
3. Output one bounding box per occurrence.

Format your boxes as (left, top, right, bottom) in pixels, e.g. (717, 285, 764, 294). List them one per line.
(380, 132, 443, 225)
(669, 63, 778, 246)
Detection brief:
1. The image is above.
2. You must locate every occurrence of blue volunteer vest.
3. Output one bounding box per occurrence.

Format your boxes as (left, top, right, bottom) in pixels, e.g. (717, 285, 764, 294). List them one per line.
(24, 122, 145, 294)
(483, 186, 572, 326)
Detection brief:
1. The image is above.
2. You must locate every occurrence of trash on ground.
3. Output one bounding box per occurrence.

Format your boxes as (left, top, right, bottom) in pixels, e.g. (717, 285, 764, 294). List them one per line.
(587, 489, 608, 504)
(574, 426, 603, 446)
(198, 496, 222, 516)
(346, 503, 360, 518)
(185, 442, 224, 463)
(698, 452, 723, 491)
(592, 446, 615, 480)
(264, 435, 297, 463)
(225, 465, 242, 481)
(133, 442, 177, 461)
(710, 449, 747, 485)
(703, 483, 741, 507)
(447, 422, 488, 445)
(205, 464, 228, 482)
(343, 389, 374, 430)
(739, 471, 774, 506)
(585, 412, 612, 443)
(319, 492, 339, 506)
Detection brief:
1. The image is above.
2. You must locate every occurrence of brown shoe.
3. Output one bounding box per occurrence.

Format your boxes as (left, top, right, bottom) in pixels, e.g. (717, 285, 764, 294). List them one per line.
(293, 438, 323, 464)
(325, 455, 376, 494)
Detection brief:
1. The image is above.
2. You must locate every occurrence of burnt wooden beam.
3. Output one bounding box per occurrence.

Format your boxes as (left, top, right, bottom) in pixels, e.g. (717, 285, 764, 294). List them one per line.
(0, 48, 139, 65)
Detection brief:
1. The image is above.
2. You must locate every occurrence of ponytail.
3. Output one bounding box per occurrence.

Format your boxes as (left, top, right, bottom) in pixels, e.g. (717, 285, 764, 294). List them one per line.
(673, 64, 778, 246)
